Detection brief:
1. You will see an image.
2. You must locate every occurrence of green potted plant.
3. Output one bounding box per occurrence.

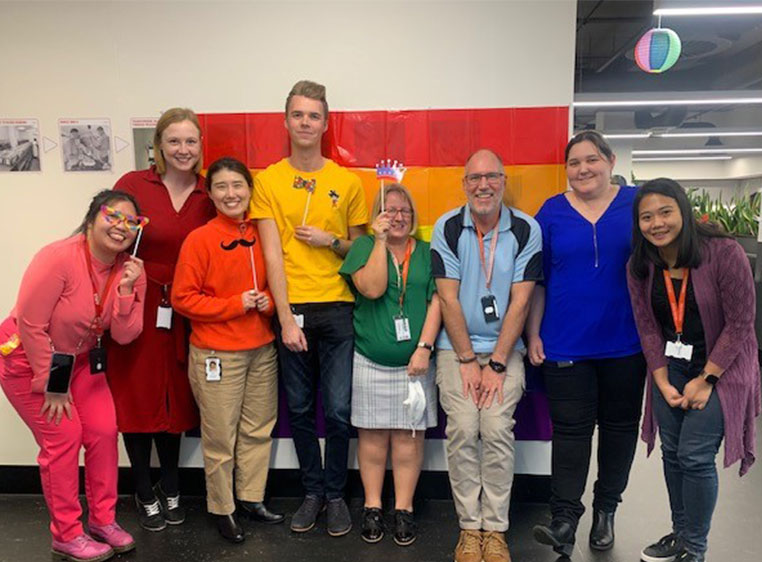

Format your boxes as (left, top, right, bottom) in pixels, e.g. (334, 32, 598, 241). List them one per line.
(686, 188, 760, 254)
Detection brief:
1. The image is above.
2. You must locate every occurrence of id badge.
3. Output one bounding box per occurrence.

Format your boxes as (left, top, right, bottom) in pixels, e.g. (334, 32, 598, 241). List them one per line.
(205, 356, 222, 381)
(89, 346, 107, 374)
(665, 340, 693, 361)
(394, 315, 412, 342)
(481, 295, 500, 323)
(293, 313, 305, 328)
(156, 305, 173, 330)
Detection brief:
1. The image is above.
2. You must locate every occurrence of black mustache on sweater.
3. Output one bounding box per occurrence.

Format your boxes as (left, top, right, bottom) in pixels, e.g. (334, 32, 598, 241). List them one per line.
(220, 238, 256, 251)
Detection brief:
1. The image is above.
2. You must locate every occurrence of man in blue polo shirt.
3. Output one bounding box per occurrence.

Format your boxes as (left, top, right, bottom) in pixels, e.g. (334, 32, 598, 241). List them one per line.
(431, 148, 542, 562)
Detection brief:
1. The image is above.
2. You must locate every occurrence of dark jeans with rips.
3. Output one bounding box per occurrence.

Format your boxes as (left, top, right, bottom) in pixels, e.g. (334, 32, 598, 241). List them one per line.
(542, 352, 646, 530)
(275, 302, 354, 500)
(653, 359, 724, 556)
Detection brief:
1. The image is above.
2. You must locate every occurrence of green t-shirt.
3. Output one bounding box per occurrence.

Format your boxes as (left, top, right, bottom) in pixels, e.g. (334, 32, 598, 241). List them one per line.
(340, 235, 435, 367)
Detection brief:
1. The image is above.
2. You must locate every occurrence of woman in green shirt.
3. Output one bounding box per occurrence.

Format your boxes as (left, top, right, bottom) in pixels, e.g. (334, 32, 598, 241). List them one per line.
(340, 183, 441, 547)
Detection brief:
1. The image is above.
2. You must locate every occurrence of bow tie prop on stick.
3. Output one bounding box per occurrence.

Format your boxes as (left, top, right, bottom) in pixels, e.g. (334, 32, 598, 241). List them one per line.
(293, 176, 317, 225)
(375, 159, 406, 213)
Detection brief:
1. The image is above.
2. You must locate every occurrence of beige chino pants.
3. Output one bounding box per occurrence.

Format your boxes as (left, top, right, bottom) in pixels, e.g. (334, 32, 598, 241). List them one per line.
(188, 343, 278, 515)
(436, 348, 525, 532)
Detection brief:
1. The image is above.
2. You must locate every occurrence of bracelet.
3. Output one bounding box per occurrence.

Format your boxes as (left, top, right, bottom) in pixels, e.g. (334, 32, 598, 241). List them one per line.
(457, 354, 477, 364)
(417, 342, 434, 352)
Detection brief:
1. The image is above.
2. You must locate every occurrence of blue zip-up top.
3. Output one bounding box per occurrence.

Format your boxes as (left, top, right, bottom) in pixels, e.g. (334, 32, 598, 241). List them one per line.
(536, 186, 642, 361)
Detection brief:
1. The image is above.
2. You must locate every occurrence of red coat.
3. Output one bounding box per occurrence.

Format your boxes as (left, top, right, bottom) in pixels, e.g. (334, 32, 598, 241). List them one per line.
(106, 167, 215, 433)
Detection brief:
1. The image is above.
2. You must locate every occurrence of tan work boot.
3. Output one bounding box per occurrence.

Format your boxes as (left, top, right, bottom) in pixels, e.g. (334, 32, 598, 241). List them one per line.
(482, 530, 511, 562)
(454, 529, 483, 562)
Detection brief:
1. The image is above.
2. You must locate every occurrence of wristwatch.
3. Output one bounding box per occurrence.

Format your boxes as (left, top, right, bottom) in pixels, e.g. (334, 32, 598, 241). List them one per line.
(700, 371, 719, 385)
(488, 359, 507, 373)
(417, 342, 434, 352)
(330, 237, 341, 252)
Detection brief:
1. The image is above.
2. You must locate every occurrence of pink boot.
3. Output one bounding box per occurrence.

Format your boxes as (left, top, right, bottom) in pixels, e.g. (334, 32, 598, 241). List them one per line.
(89, 522, 136, 553)
(51, 534, 114, 562)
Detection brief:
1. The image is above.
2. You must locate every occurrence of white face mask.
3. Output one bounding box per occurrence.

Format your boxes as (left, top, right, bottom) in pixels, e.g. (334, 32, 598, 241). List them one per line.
(402, 379, 427, 437)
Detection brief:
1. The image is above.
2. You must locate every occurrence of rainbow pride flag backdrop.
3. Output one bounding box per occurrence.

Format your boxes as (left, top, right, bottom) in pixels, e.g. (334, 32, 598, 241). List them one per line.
(197, 107, 568, 449)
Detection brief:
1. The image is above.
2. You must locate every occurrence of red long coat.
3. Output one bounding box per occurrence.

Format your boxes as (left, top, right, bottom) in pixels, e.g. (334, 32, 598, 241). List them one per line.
(106, 167, 215, 433)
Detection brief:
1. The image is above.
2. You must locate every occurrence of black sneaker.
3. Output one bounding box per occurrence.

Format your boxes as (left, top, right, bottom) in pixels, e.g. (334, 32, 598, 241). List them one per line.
(290, 495, 325, 533)
(674, 549, 705, 562)
(154, 483, 186, 525)
(326, 497, 352, 537)
(641, 533, 683, 562)
(393, 509, 417, 546)
(360, 507, 385, 544)
(134, 493, 167, 532)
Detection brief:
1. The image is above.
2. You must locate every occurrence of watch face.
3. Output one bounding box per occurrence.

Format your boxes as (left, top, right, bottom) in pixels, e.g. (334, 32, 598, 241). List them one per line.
(489, 360, 506, 373)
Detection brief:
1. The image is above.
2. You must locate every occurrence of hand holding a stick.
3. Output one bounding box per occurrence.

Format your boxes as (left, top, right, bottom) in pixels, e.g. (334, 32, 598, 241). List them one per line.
(118, 256, 145, 295)
(294, 225, 334, 247)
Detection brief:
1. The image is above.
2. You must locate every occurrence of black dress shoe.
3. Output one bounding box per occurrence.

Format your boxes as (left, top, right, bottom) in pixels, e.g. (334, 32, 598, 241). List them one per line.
(238, 501, 285, 525)
(533, 519, 575, 558)
(216, 514, 245, 543)
(589, 509, 614, 551)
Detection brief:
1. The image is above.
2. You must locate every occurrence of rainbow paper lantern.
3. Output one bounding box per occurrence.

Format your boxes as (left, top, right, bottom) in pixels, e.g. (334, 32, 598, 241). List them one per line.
(634, 28, 682, 73)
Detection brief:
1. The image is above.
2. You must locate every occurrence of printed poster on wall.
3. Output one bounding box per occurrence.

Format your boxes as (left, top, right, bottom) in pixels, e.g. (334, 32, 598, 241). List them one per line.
(59, 118, 113, 172)
(131, 117, 157, 171)
(0, 118, 41, 172)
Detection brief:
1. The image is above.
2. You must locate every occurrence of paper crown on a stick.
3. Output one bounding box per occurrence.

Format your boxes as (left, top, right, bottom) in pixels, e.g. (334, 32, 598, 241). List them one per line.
(375, 159, 406, 183)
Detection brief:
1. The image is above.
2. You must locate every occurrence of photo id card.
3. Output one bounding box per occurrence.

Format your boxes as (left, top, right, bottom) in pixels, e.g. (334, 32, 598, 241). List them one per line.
(481, 295, 500, 323)
(394, 315, 412, 342)
(89, 347, 107, 374)
(205, 356, 222, 382)
(665, 340, 693, 361)
(156, 305, 172, 330)
(293, 313, 304, 328)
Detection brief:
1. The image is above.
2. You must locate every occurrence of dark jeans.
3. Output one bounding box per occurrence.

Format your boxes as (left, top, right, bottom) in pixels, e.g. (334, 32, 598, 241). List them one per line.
(275, 302, 354, 500)
(123, 432, 182, 501)
(653, 360, 724, 556)
(542, 352, 646, 529)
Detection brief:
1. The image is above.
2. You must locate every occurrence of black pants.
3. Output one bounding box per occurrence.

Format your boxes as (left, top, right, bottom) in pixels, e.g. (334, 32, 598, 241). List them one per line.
(123, 432, 182, 502)
(542, 352, 646, 528)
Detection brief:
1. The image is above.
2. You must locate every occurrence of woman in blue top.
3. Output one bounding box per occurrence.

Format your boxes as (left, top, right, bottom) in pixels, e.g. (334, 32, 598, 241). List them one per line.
(527, 131, 646, 557)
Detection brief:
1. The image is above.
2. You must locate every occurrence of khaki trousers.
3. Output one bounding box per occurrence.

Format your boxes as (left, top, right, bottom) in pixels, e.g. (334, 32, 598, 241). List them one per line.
(436, 348, 525, 532)
(188, 343, 278, 515)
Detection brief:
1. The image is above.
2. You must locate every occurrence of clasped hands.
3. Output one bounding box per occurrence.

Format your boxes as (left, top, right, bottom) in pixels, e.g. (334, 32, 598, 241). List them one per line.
(460, 360, 506, 410)
(659, 376, 713, 410)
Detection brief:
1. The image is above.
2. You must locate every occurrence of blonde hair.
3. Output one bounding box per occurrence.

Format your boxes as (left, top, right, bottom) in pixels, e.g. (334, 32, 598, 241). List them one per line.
(153, 107, 203, 175)
(370, 183, 419, 236)
(285, 80, 329, 119)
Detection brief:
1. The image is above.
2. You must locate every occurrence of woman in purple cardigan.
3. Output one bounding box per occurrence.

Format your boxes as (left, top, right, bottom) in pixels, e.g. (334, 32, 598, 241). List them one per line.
(627, 178, 760, 562)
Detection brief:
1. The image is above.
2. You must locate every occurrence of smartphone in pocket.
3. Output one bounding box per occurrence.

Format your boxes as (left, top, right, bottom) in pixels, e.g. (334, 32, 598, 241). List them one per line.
(47, 352, 75, 394)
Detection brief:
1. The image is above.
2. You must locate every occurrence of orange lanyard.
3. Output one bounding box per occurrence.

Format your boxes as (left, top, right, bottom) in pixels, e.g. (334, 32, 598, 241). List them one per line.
(83, 239, 119, 338)
(476, 225, 499, 291)
(391, 239, 413, 311)
(663, 268, 690, 337)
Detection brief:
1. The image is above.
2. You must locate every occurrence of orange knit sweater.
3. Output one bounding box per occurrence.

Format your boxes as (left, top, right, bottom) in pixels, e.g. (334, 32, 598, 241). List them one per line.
(172, 213, 274, 351)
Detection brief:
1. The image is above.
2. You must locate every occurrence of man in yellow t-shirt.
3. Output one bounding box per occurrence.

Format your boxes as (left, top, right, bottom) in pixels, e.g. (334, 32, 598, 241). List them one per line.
(249, 80, 368, 537)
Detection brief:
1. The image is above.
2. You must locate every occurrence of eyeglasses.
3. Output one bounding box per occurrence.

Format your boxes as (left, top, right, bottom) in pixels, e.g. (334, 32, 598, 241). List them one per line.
(386, 207, 413, 218)
(100, 205, 150, 231)
(464, 172, 505, 186)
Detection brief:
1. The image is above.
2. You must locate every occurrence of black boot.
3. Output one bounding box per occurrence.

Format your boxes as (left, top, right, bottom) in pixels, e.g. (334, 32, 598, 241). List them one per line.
(589, 510, 614, 551)
(533, 519, 575, 558)
(238, 501, 285, 524)
(216, 514, 244, 543)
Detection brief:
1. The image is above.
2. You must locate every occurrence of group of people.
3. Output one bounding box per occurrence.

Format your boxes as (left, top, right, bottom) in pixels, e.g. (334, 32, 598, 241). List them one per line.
(0, 79, 758, 562)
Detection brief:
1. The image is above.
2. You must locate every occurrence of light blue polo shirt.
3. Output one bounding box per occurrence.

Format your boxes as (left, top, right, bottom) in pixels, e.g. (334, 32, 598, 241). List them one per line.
(430, 204, 543, 353)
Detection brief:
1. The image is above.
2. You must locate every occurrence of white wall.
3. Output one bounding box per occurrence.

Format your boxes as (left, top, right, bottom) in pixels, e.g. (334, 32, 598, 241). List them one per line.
(0, 0, 576, 466)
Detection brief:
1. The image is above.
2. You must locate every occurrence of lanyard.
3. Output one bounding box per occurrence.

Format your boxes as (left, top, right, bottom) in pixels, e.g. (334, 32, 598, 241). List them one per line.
(663, 268, 690, 337)
(390, 238, 413, 312)
(476, 224, 499, 291)
(83, 238, 119, 339)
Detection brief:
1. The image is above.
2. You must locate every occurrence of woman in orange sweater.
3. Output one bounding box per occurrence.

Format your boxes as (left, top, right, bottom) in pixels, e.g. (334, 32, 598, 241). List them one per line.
(172, 157, 282, 544)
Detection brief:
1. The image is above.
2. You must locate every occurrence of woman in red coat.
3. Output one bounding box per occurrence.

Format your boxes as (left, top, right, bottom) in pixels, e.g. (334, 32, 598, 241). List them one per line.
(106, 107, 215, 532)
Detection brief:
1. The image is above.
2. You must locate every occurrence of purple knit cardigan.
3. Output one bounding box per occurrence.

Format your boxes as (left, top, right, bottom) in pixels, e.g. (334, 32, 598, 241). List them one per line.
(627, 237, 761, 476)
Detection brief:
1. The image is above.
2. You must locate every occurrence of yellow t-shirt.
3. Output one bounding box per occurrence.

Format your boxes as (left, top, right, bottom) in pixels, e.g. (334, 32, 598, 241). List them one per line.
(250, 158, 368, 303)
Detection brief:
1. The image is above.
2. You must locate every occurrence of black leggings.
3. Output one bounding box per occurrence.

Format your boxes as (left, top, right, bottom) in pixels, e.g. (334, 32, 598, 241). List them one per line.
(123, 432, 182, 502)
(542, 352, 646, 528)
